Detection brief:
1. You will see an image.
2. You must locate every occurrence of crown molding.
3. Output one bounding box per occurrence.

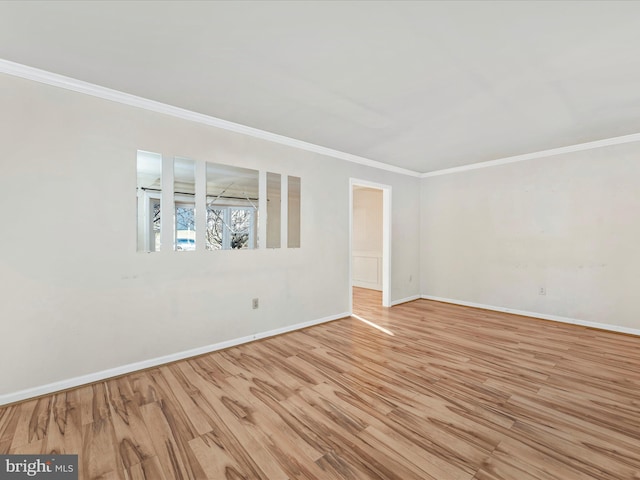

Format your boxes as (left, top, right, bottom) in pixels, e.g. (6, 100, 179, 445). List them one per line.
(0, 58, 421, 178)
(5, 58, 637, 180)
(421, 132, 640, 178)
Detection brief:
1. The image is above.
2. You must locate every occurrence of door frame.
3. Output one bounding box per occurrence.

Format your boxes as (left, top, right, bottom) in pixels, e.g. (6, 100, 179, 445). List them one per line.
(349, 178, 392, 311)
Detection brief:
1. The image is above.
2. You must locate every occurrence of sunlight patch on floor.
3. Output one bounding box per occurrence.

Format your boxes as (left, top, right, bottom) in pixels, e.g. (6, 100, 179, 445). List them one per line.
(352, 314, 394, 336)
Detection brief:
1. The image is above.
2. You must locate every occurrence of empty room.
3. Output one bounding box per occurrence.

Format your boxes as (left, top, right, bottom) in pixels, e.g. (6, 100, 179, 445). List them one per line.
(1, 1, 639, 479)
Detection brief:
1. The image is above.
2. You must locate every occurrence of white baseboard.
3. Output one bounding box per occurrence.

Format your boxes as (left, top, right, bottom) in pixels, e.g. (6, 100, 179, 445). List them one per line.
(421, 295, 640, 336)
(0, 311, 349, 406)
(391, 294, 421, 306)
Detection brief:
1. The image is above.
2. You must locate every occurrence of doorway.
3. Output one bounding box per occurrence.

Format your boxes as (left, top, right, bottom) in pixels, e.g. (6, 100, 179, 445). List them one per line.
(349, 179, 391, 313)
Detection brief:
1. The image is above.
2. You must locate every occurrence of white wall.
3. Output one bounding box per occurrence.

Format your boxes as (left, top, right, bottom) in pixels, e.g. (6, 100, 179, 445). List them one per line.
(352, 187, 383, 290)
(421, 141, 640, 332)
(0, 73, 421, 400)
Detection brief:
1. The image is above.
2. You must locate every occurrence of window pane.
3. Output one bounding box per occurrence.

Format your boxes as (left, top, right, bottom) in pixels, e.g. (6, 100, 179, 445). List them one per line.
(174, 158, 196, 251)
(175, 205, 195, 250)
(288, 176, 301, 248)
(206, 208, 223, 250)
(266, 172, 281, 248)
(230, 208, 252, 249)
(206, 162, 259, 250)
(137, 150, 162, 252)
(152, 201, 161, 251)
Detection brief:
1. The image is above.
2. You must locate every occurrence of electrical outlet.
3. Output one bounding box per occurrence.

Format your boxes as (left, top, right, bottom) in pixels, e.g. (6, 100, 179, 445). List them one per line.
(252, 298, 259, 309)
(409, 275, 413, 282)
(539, 287, 546, 296)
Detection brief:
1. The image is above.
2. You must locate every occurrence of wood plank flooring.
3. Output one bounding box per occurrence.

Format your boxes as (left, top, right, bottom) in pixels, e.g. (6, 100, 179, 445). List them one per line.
(1, 287, 639, 479)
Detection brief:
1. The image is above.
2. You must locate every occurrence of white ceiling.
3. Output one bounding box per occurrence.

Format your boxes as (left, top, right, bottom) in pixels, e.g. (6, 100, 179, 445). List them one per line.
(2, 1, 640, 174)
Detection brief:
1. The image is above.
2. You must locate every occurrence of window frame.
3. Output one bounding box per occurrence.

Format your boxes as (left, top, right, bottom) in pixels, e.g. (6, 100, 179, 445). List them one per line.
(139, 189, 162, 252)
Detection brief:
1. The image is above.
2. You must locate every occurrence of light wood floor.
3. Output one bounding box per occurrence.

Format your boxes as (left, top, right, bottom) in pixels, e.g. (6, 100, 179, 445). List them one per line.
(1, 288, 639, 479)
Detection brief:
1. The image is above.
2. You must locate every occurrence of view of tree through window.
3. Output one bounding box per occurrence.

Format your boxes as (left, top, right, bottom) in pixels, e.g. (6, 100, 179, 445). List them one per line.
(152, 202, 161, 251)
(207, 208, 223, 249)
(206, 207, 254, 250)
(206, 162, 259, 250)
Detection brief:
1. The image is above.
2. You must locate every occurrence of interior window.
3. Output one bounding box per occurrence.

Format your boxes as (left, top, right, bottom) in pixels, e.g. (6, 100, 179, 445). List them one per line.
(174, 158, 196, 251)
(137, 152, 295, 253)
(266, 172, 281, 248)
(136, 150, 162, 252)
(288, 176, 301, 248)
